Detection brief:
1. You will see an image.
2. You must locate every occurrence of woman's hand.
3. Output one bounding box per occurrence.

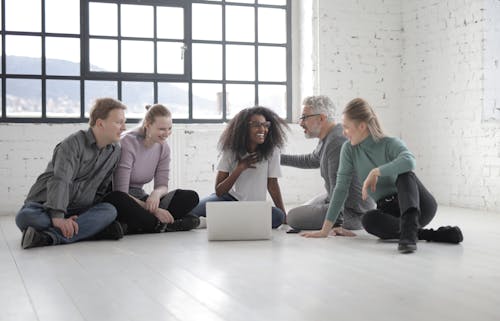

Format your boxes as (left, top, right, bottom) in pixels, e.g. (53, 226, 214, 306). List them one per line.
(362, 168, 380, 200)
(331, 227, 357, 237)
(154, 208, 175, 224)
(301, 219, 333, 238)
(145, 191, 162, 212)
(301, 229, 330, 238)
(237, 152, 259, 171)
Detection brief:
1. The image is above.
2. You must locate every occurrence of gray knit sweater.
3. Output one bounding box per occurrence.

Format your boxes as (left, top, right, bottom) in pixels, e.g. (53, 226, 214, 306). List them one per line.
(281, 124, 374, 217)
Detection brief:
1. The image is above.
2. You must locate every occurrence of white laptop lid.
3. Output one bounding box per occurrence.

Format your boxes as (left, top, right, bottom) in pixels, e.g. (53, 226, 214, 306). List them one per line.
(206, 201, 272, 241)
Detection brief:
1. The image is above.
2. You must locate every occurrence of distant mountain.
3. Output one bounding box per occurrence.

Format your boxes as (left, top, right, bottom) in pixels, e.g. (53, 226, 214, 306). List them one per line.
(2, 56, 213, 110)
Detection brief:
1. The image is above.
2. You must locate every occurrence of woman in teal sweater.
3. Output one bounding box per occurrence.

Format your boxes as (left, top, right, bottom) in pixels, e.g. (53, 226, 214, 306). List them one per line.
(303, 98, 463, 253)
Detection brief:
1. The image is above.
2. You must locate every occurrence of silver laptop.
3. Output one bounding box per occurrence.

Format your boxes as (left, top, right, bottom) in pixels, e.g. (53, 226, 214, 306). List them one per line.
(206, 201, 272, 241)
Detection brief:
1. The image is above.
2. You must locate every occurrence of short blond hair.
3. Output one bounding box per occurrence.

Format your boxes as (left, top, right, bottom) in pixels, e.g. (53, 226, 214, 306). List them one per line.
(89, 98, 127, 127)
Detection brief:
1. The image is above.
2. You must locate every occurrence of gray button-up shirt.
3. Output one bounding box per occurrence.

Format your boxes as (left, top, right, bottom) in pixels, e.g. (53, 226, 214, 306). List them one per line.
(25, 128, 121, 218)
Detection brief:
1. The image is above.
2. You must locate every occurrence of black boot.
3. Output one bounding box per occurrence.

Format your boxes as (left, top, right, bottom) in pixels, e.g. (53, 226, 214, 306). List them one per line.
(166, 214, 200, 232)
(22, 226, 55, 249)
(93, 221, 125, 240)
(398, 209, 419, 254)
(418, 226, 463, 243)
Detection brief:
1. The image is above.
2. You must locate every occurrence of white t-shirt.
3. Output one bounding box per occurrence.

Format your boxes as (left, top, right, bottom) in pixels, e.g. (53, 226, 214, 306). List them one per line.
(217, 148, 282, 201)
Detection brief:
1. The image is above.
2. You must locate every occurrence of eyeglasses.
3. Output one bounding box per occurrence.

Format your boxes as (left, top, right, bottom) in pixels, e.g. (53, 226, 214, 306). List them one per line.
(249, 121, 271, 129)
(298, 113, 321, 122)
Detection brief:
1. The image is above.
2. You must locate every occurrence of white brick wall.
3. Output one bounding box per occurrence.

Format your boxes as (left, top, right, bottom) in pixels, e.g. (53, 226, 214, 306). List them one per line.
(0, 123, 323, 215)
(400, 0, 500, 211)
(314, 0, 500, 212)
(315, 0, 403, 135)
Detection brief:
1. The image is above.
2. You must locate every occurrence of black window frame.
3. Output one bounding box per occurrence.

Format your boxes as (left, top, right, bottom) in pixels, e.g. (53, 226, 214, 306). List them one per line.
(0, 0, 292, 123)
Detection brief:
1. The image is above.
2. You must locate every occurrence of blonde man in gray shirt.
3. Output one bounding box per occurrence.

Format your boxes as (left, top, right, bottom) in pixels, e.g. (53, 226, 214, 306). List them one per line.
(16, 98, 127, 249)
(281, 96, 375, 231)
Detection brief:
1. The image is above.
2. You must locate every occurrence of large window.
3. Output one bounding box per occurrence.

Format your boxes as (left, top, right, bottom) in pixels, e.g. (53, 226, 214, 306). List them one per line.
(0, 0, 291, 123)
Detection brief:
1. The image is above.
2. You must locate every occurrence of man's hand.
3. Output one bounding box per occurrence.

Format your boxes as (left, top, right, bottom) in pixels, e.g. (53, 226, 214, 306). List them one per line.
(154, 208, 175, 224)
(52, 216, 79, 239)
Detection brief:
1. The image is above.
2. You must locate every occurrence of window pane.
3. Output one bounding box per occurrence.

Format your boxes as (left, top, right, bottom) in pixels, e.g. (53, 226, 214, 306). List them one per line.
(258, 0, 286, 5)
(85, 81, 118, 116)
(89, 2, 117, 36)
(122, 82, 154, 117)
(5, 0, 41, 32)
(158, 82, 189, 119)
(121, 4, 153, 38)
(0, 80, 2, 117)
(229, 0, 254, 3)
(46, 0, 79, 34)
(157, 42, 184, 74)
(226, 84, 255, 118)
(192, 44, 222, 80)
(192, 4, 221, 41)
(89, 39, 118, 72)
(46, 37, 80, 76)
(46, 80, 80, 118)
(6, 79, 41, 117)
(226, 45, 255, 81)
(157, 7, 184, 39)
(0, 38, 2, 73)
(258, 84, 286, 117)
(226, 6, 254, 42)
(258, 8, 286, 43)
(121, 40, 154, 73)
(192, 83, 223, 119)
(258, 46, 286, 81)
(6, 35, 41, 75)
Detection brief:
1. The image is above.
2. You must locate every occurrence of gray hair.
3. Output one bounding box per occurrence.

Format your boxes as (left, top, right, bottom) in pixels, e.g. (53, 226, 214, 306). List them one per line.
(302, 95, 335, 121)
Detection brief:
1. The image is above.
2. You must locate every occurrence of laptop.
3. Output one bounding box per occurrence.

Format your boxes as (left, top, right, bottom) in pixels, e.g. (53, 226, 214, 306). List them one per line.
(206, 201, 272, 241)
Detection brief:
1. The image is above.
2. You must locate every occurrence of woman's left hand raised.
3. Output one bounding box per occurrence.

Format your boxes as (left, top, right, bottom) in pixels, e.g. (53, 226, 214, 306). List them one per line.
(362, 168, 380, 200)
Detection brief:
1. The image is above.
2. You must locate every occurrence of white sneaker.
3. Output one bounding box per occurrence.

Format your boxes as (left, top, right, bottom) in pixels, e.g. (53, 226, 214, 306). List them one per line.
(197, 216, 207, 229)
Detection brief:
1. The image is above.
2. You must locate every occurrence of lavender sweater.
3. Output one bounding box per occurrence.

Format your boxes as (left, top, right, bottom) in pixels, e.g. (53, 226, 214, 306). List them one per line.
(113, 130, 170, 198)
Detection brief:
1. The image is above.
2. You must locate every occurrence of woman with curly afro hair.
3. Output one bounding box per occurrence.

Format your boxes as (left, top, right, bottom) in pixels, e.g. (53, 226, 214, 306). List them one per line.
(191, 106, 289, 228)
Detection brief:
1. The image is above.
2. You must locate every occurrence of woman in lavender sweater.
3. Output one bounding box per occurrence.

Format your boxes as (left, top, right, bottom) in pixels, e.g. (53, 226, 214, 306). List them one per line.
(103, 104, 199, 234)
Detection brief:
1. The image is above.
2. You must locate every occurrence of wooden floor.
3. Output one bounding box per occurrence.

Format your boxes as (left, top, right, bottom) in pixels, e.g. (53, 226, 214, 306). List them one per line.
(1, 206, 499, 321)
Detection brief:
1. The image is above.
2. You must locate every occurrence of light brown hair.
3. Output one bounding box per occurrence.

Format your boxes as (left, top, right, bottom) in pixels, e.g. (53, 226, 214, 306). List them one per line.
(141, 104, 172, 132)
(343, 98, 385, 141)
(88, 98, 127, 127)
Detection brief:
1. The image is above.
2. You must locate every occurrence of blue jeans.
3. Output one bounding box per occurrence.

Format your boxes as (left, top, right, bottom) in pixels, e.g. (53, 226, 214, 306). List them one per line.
(190, 193, 285, 228)
(15, 201, 117, 245)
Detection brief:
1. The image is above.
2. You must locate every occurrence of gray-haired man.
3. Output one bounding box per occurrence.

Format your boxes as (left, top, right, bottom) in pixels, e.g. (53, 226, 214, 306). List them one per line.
(281, 95, 375, 230)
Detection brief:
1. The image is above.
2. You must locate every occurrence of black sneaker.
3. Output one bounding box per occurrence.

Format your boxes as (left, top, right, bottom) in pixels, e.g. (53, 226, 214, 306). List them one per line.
(166, 215, 200, 232)
(436, 226, 463, 243)
(22, 226, 54, 249)
(93, 221, 124, 240)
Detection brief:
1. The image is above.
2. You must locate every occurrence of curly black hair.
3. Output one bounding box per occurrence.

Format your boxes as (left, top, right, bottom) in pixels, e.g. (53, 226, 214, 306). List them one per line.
(218, 106, 289, 160)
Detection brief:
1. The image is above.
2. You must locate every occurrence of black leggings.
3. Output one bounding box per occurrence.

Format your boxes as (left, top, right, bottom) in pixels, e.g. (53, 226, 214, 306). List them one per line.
(361, 172, 437, 239)
(103, 190, 199, 234)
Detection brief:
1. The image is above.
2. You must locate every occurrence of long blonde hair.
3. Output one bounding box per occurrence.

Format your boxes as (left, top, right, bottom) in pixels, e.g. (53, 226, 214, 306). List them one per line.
(343, 98, 385, 141)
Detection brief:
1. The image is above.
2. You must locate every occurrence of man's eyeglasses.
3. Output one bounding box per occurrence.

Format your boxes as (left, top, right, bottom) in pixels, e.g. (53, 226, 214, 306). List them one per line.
(249, 121, 271, 129)
(298, 114, 321, 122)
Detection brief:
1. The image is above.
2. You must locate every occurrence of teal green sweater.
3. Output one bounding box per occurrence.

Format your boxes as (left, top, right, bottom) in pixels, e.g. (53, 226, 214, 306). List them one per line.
(325, 135, 416, 223)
